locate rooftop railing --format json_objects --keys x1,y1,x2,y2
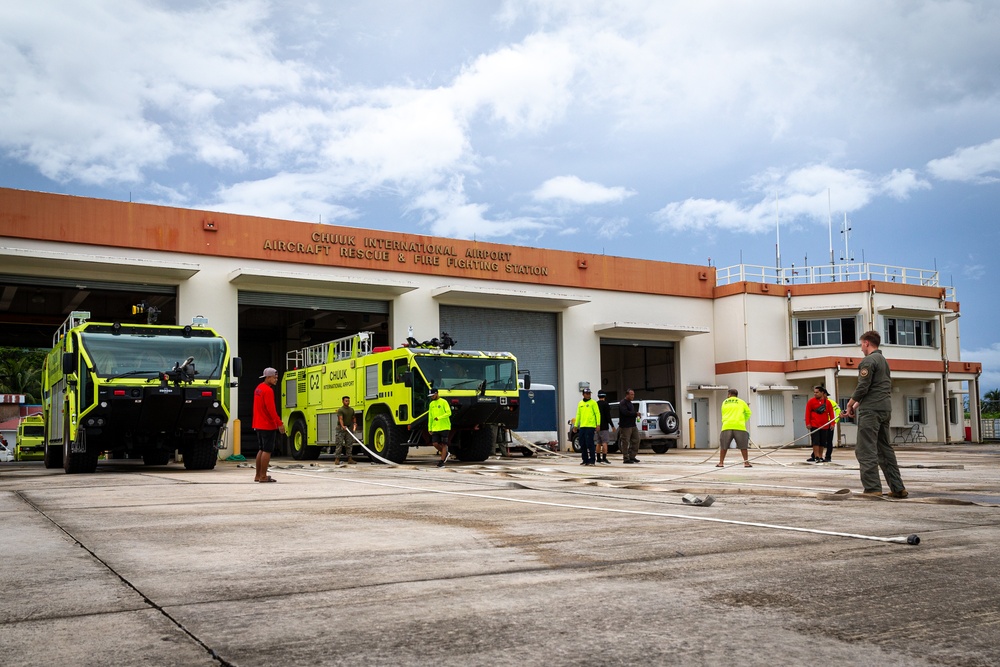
[{"x1": 716, "y1": 263, "x2": 956, "y2": 301}]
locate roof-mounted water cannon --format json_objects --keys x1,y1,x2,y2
[
  {"x1": 160, "y1": 356, "x2": 197, "y2": 387},
  {"x1": 403, "y1": 332, "x2": 458, "y2": 350}
]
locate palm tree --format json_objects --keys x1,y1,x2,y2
[
  {"x1": 985, "y1": 389, "x2": 1000, "y2": 415},
  {"x1": 0, "y1": 349, "x2": 45, "y2": 403}
]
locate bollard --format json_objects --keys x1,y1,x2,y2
[
  {"x1": 689, "y1": 417, "x2": 696, "y2": 448},
  {"x1": 233, "y1": 418, "x2": 241, "y2": 457}
]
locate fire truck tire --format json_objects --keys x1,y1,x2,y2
[
  {"x1": 456, "y1": 425, "x2": 495, "y2": 462},
  {"x1": 651, "y1": 443, "x2": 669, "y2": 454},
  {"x1": 289, "y1": 419, "x2": 320, "y2": 460},
  {"x1": 63, "y1": 442, "x2": 98, "y2": 474},
  {"x1": 369, "y1": 414, "x2": 408, "y2": 464},
  {"x1": 44, "y1": 443, "x2": 63, "y2": 468},
  {"x1": 183, "y1": 440, "x2": 218, "y2": 470},
  {"x1": 143, "y1": 450, "x2": 172, "y2": 465}
]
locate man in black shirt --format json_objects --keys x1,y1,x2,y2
[{"x1": 618, "y1": 389, "x2": 641, "y2": 463}]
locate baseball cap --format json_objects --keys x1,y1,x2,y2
[
  {"x1": 259, "y1": 367, "x2": 278, "y2": 379},
  {"x1": 597, "y1": 391, "x2": 607, "y2": 398},
  {"x1": 428, "y1": 388, "x2": 439, "y2": 397},
  {"x1": 582, "y1": 387, "x2": 591, "y2": 393}
]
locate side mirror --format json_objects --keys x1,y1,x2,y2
[
  {"x1": 62, "y1": 352, "x2": 77, "y2": 375},
  {"x1": 231, "y1": 357, "x2": 243, "y2": 378},
  {"x1": 522, "y1": 373, "x2": 531, "y2": 391}
]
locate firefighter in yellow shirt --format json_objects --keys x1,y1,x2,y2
[
  {"x1": 717, "y1": 389, "x2": 752, "y2": 468},
  {"x1": 428, "y1": 388, "x2": 452, "y2": 468}
]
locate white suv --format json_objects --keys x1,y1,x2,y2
[{"x1": 610, "y1": 400, "x2": 680, "y2": 453}]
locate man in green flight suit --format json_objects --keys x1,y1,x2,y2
[
  {"x1": 845, "y1": 330, "x2": 907, "y2": 498},
  {"x1": 428, "y1": 387, "x2": 452, "y2": 468}
]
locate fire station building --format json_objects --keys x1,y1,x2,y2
[{"x1": 0, "y1": 187, "x2": 985, "y2": 450}]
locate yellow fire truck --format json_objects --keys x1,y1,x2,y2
[
  {"x1": 15, "y1": 414, "x2": 45, "y2": 461},
  {"x1": 42, "y1": 311, "x2": 242, "y2": 474},
  {"x1": 282, "y1": 332, "x2": 526, "y2": 463}
]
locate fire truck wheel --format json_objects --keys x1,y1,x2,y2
[
  {"x1": 182, "y1": 440, "x2": 218, "y2": 470},
  {"x1": 370, "y1": 414, "x2": 408, "y2": 464},
  {"x1": 289, "y1": 419, "x2": 320, "y2": 460},
  {"x1": 651, "y1": 443, "x2": 669, "y2": 454},
  {"x1": 455, "y1": 425, "x2": 495, "y2": 462},
  {"x1": 62, "y1": 418, "x2": 98, "y2": 474},
  {"x1": 44, "y1": 443, "x2": 63, "y2": 468},
  {"x1": 63, "y1": 444, "x2": 98, "y2": 474}
]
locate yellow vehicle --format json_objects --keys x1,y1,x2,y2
[
  {"x1": 282, "y1": 332, "x2": 526, "y2": 463},
  {"x1": 42, "y1": 311, "x2": 242, "y2": 474},
  {"x1": 15, "y1": 414, "x2": 45, "y2": 461}
]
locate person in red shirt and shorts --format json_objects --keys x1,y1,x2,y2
[{"x1": 253, "y1": 367, "x2": 285, "y2": 482}]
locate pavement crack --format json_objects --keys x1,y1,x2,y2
[{"x1": 15, "y1": 490, "x2": 237, "y2": 667}]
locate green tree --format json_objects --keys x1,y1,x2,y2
[
  {"x1": 984, "y1": 388, "x2": 1000, "y2": 418},
  {"x1": 0, "y1": 347, "x2": 47, "y2": 403}
]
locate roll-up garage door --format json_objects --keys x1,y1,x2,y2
[
  {"x1": 439, "y1": 305, "x2": 557, "y2": 385},
  {"x1": 237, "y1": 291, "x2": 388, "y2": 313},
  {"x1": 0, "y1": 273, "x2": 177, "y2": 293}
]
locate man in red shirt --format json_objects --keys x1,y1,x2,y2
[
  {"x1": 253, "y1": 367, "x2": 285, "y2": 482},
  {"x1": 805, "y1": 385, "x2": 839, "y2": 463}
]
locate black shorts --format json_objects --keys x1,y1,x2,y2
[
  {"x1": 430, "y1": 430, "x2": 450, "y2": 445},
  {"x1": 257, "y1": 429, "x2": 279, "y2": 454}
]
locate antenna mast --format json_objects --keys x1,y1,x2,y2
[{"x1": 775, "y1": 191, "x2": 781, "y2": 275}]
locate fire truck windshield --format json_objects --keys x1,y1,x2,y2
[
  {"x1": 413, "y1": 354, "x2": 517, "y2": 391},
  {"x1": 80, "y1": 333, "x2": 227, "y2": 380}
]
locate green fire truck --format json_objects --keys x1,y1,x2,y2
[
  {"x1": 282, "y1": 332, "x2": 526, "y2": 464},
  {"x1": 41, "y1": 311, "x2": 242, "y2": 474},
  {"x1": 15, "y1": 414, "x2": 45, "y2": 461}
]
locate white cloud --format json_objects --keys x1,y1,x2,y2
[
  {"x1": 0, "y1": 0, "x2": 305, "y2": 184},
  {"x1": 532, "y1": 175, "x2": 635, "y2": 205},
  {"x1": 652, "y1": 164, "x2": 915, "y2": 234},
  {"x1": 211, "y1": 172, "x2": 357, "y2": 224},
  {"x1": 452, "y1": 31, "x2": 578, "y2": 134},
  {"x1": 880, "y1": 169, "x2": 931, "y2": 200},
  {"x1": 410, "y1": 176, "x2": 552, "y2": 239},
  {"x1": 927, "y1": 138, "x2": 1000, "y2": 184}
]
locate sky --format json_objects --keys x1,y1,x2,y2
[{"x1": 2, "y1": 0, "x2": 999, "y2": 391}]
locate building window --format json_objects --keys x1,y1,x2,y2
[
  {"x1": 796, "y1": 317, "x2": 857, "y2": 347},
  {"x1": 949, "y1": 396, "x2": 960, "y2": 425},
  {"x1": 906, "y1": 396, "x2": 926, "y2": 424},
  {"x1": 883, "y1": 317, "x2": 935, "y2": 347},
  {"x1": 756, "y1": 393, "x2": 784, "y2": 426}
]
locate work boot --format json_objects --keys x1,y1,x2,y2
[
  {"x1": 861, "y1": 490, "x2": 883, "y2": 497},
  {"x1": 347, "y1": 458, "x2": 356, "y2": 464},
  {"x1": 888, "y1": 489, "x2": 909, "y2": 499},
  {"x1": 333, "y1": 458, "x2": 340, "y2": 465}
]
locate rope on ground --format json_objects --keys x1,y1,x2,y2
[
  {"x1": 272, "y1": 467, "x2": 920, "y2": 546},
  {"x1": 649, "y1": 417, "x2": 843, "y2": 485}
]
